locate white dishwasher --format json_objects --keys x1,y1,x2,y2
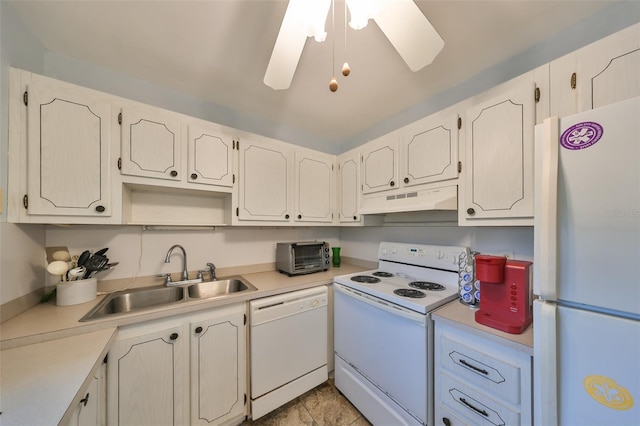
[{"x1": 250, "y1": 286, "x2": 328, "y2": 420}]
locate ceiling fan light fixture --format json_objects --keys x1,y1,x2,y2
[
  {"x1": 264, "y1": 0, "x2": 332, "y2": 90},
  {"x1": 299, "y1": 0, "x2": 332, "y2": 42},
  {"x1": 346, "y1": 0, "x2": 381, "y2": 30}
]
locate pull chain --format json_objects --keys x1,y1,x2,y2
[
  {"x1": 342, "y1": 0, "x2": 351, "y2": 77},
  {"x1": 329, "y1": 0, "x2": 339, "y2": 92}
]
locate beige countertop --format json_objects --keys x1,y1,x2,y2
[
  {"x1": 1, "y1": 327, "x2": 117, "y2": 426},
  {"x1": 432, "y1": 300, "x2": 534, "y2": 355},
  {"x1": 0, "y1": 264, "x2": 367, "y2": 350},
  {"x1": 0, "y1": 264, "x2": 367, "y2": 426}
]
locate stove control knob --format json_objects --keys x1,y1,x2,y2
[{"x1": 382, "y1": 249, "x2": 388, "y2": 255}]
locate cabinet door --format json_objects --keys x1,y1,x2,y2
[
  {"x1": 66, "y1": 367, "x2": 102, "y2": 426},
  {"x1": 462, "y1": 77, "x2": 535, "y2": 221},
  {"x1": 120, "y1": 107, "x2": 182, "y2": 181},
  {"x1": 361, "y1": 134, "x2": 399, "y2": 194},
  {"x1": 550, "y1": 23, "x2": 640, "y2": 117},
  {"x1": 107, "y1": 323, "x2": 188, "y2": 425},
  {"x1": 400, "y1": 109, "x2": 458, "y2": 187},
  {"x1": 26, "y1": 75, "x2": 111, "y2": 217},
  {"x1": 294, "y1": 151, "x2": 334, "y2": 223},
  {"x1": 190, "y1": 306, "x2": 246, "y2": 425},
  {"x1": 187, "y1": 123, "x2": 234, "y2": 188},
  {"x1": 237, "y1": 137, "x2": 291, "y2": 221},
  {"x1": 337, "y1": 150, "x2": 361, "y2": 222}
]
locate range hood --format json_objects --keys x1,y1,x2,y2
[{"x1": 358, "y1": 184, "x2": 457, "y2": 215}]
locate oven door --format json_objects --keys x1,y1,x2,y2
[{"x1": 334, "y1": 283, "x2": 429, "y2": 425}]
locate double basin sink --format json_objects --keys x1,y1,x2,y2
[{"x1": 80, "y1": 278, "x2": 256, "y2": 322}]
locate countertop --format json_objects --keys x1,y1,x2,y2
[
  {"x1": 432, "y1": 300, "x2": 534, "y2": 355},
  {"x1": 0, "y1": 264, "x2": 366, "y2": 425},
  {"x1": 1, "y1": 328, "x2": 117, "y2": 426}
]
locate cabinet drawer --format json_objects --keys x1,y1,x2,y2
[
  {"x1": 435, "y1": 404, "x2": 472, "y2": 426},
  {"x1": 441, "y1": 372, "x2": 520, "y2": 426},
  {"x1": 440, "y1": 333, "x2": 521, "y2": 405}
]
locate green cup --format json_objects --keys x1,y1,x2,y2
[{"x1": 332, "y1": 247, "x2": 341, "y2": 267}]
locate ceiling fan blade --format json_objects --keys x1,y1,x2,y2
[
  {"x1": 264, "y1": 1, "x2": 309, "y2": 90},
  {"x1": 373, "y1": 0, "x2": 444, "y2": 72}
]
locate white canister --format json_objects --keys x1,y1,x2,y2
[{"x1": 56, "y1": 278, "x2": 97, "y2": 306}]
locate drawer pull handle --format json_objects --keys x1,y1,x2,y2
[
  {"x1": 460, "y1": 397, "x2": 488, "y2": 417},
  {"x1": 460, "y1": 358, "x2": 489, "y2": 375}
]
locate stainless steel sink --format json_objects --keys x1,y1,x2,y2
[
  {"x1": 80, "y1": 277, "x2": 257, "y2": 321},
  {"x1": 188, "y1": 278, "x2": 256, "y2": 299},
  {"x1": 80, "y1": 285, "x2": 185, "y2": 321}
]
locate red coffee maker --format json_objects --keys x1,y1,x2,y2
[{"x1": 474, "y1": 255, "x2": 533, "y2": 334}]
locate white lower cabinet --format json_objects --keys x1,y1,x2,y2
[
  {"x1": 107, "y1": 304, "x2": 247, "y2": 426},
  {"x1": 67, "y1": 362, "x2": 107, "y2": 426},
  {"x1": 434, "y1": 322, "x2": 532, "y2": 426}
]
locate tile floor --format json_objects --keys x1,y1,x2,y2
[{"x1": 243, "y1": 379, "x2": 372, "y2": 426}]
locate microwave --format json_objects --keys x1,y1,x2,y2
[{"x1": 276, "y1": 241, "x2": 330, "y2": 276}]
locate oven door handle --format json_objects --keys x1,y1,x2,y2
[{"x1": 334, "y1": 284, "x2": 426, "y2": 326}]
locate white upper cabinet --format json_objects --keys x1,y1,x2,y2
[
  {"x1": 236, "y1": 135, "x2": 292, "y2": 222},
  {"x1": 120, "y1": 106, "x2": 182, "y2": 181},
  {"x1": 459, "y1": 71, "x2": 537, "y2": 226},
  {"x1": 399, "y1": 108, "x2": 459, "y2": 187},
  {"x1": 294, "y1": 150, "x2": 334, "y2": 223},
  {"x1": 360, "y1": 133, "x2": 400, "y2": 195},
  {"x1": 550, "y1": 23, "x2": 640, "y2": 117},
  {"x1": 337, "y1": 149, "x2": 361, "y2": 223},
  {"x1": 187, "y1": 123, "x2": 234, "y2": 188},
  {"x1": 11, "y1": 71, "x2": 113, "y2": 221}
]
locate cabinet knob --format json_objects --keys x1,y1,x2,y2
[
  {"x1": 404, "y1": 177, "x2": 409, "y2": 184},
  {"x1": 442, "y1": 418, "x2": 451, "y2": 426},
  {"x1": 285, "y1": 214, "x2": 290, "y2": 219},
  {"x1": 195, "y1": 326, "x2": 203, "y2": 334},
  {"x1": 390, "y1": 180, "x2": 395, "y2": 187},
  {"x1": 170, "y1": 170, "x2": 178, "y2": 177},
  {"x1": 191, "y1": 173, "x2": 198, "y2": 180},
  {"x1": 95, "y1": 205, "x2": 105, "y2": 213},
  {"x1": 467, "y1": 208, "x2": 475, "y2": 215},
  {"x1": 169, "y1": 332, "x2": 179, "y2": 341},
  {"x1": 353, "y1": 215, "x2": 357, "y2": 221},
  {"x1": 297, "y1": 214, "x2": 302, "y2": 219}
]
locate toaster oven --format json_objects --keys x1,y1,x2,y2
[{"x1": 276, "y1": 242, "x2": 330, "y2": 276}]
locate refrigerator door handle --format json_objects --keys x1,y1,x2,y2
[
  {"x1": 534, "y1": 117, "x2": 559, "y2": 299},
  {"x1": 533, "y1": 300, "x2": 559, "y2": 426}
]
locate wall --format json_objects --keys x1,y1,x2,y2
[
  {"x1": 341, "y1": 2, "x2": 640, "y2": 152},
  {"x1": 340, "y1": 226, "x2": 534, "y2": 263},
  {"x1": 44, "y1": 225, "x2": 340, "y2": 283},
  {"x1": 0, "y1": 2, "x2": 47, "y2": 307},
  {"x1": 1, "y1": 2, "x2": 637, "y2": 308}
]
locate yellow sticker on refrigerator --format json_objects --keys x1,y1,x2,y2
[{"x1": 584, "y1": 375, "x2": 634, "y2": 410}]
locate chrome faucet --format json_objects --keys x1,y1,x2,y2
[
  {"x1": 164, "y1": 245, "x2": 188, "y2": 281},
  {"x1": 207, "y1": 262, "x2": 217, "y2": 281}
]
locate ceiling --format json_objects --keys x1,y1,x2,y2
[{"x1": 8, "y1": 0, "x2": 616, "y2": 148}]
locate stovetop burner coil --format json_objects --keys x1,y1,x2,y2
[
  {"x1": 350, "y1": 275, "x2": 381, "y2": 284},
  {"x1": 393, "y1": 288, "x2": 426, "y2": 298},
  {"x1": 409, "y1": 281, "x2": 446, "y2": 291},
  {"x1": 372, "y1": 271, "x2": 394, "y2": 278}
]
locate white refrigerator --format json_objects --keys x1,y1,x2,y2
[{"x1": 533, "y1": 96, "x2": 640, "y2": 425}]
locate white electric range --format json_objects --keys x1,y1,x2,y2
[{"x1": 333, "y1": 242, "x2": 471, "y2": 426}]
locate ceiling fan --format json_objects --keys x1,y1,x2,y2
[{"x1": 264, "y1": 0, "x2": 445, "y2": 90}]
